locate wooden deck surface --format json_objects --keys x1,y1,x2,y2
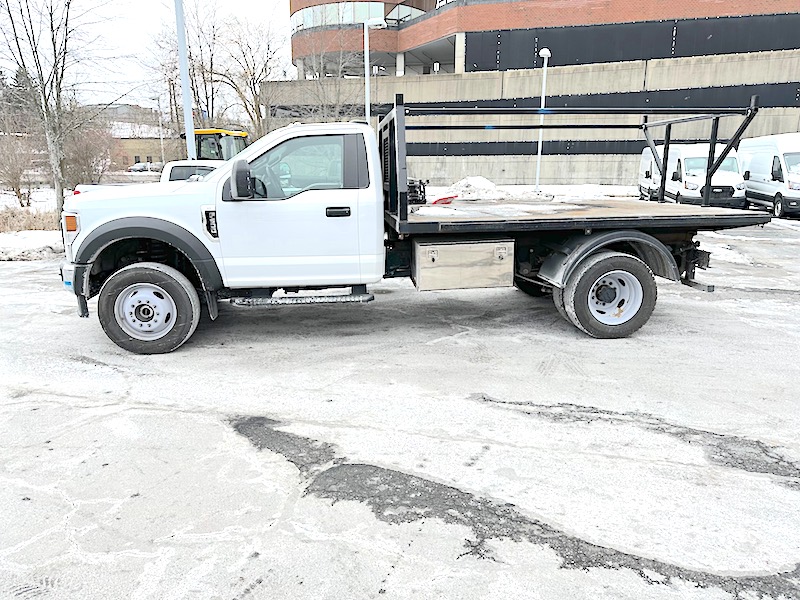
[{"x1": 407, "y1": 197, "x2": 758, "y2": 223}]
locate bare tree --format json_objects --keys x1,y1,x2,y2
[
  {"x1": 149, "y1": 1, "x2": 236, "y2": 134},
  {"x1": 293, "y1": 31, "x2": 363, "y2": 122},
  {"x1": 214, "y1": 16, "x2": 289, "y2": 138},
  {"x1": 0, "y1": 0, "x2": 89, "y2": 213},
  {"x1": 184, "y1": 0, "x2": 232, "y2": 127},
  {"x1": 0, "y1": 66, "x2": 43, "y2": 205},
  {"x1": 0, "y1": 131, "x2": 37, "y2": 205},
  {"x1": 63, "y1": 109, "x2": 113, "y2": 187}
]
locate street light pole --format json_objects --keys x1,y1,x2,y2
[
  {"x1": 174, "y1": 0, "x2": 196, "y2": 159},
  {"x1": 363, "y1": 18, "x2": 387, "y2": 126},
  {"x1": 534, "y1": 47, "x2": 551, "y2": 193},
  {"x1": 364, "y1": 21, "x2": 371, "y2": 123}
]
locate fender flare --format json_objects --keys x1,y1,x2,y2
[
  {"x1": 73, "y1": 217, "x2": 224, "y2": 294},
  {"x1": 537, "y1": 230, "x2": 680, "y2": 288}
]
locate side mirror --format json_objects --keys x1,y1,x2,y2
[
  {"x1": 743, "y1": 171, "x2": 750, "y2": 181},
  {"x1": 772, "y1": 170, "x2": 783, "y2": 182},
  {"x1": 644, "y1": 170, "x2": 651, "y2": 179},
  {"x1": 231, "y1": 159, "x2": 253, "y2": 200},
  {"x1": 671, "y1": 171, "x2": 680, "y2": 182}
]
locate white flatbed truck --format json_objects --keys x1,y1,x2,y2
[{"x1": 59, "y1": 96, "x2": 770, "y2": 353}]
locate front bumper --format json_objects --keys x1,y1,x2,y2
[
  {"x1": 784, "y1": 195, "x2": 800, "y2": 214},
  {"x1": 679, "y1": 195, "x2": 748, "y2": 209},
  {"x1": 60, "y1": 260, "x2": 90, "y2": 317}
]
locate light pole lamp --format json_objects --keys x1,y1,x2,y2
[
  {"x1": 364, "y1": 17, "x2": 388, "y2": 124},
  {"x1": 534, "y1": 47, "x2": 551, "y2": 193}
]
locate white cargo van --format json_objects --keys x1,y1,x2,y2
[
  {"x1": 638, "y1": 144, "x2": 747, "y2": 208},
  {"x1": 737, "y1": 133, "x2": 800, "y2": 218}
]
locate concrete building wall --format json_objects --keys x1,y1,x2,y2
[{"x1": 264, "y1": 50, "x2": 800, "y2": 186}]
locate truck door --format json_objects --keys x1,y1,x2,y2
[{"x1": 216, "y1": 133, "x2": 368, "y2": 288}]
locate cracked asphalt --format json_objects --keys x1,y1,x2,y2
[{"x1": 2, "y1": 219, "x2": 800, "y2": 599}]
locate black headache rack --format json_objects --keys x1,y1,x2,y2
[{"x1": 377, "y1": 94, "x2": 764, "y2": 235}]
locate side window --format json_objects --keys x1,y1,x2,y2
[
  {"x1": 772, "y1": 156, "x2": 783, "y2": 181},
  {"x1": 249, "y1": 135, "x2": 344, "y2": 199},
  {"x1": 199, "y1": 137, "x2": 221, "y2": 160}
]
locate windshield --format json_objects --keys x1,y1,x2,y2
[
  {"x1": 786, "y1": 153, "x2": 800, "y2": 176},
  {"x1": 683, "y1": 156, "x2": 739, "y2": 176}
]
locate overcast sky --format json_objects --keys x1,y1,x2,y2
[{"x1": 84, "y1": 0, "x2": 292, "y2": 107}]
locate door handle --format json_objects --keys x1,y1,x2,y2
[{"x1": 326, "y1": 207, "x2": 351, "y2": 217}]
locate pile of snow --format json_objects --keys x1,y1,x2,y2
[
  {"x1": 442, "y1": 176, "x2": 509, "y2": 201},
  {"x1": 0, "y1": 188, "x2": 58, "y2": 212},
  {"x1": 0, "y1": 230, "x2": 63, "y2": 261}
]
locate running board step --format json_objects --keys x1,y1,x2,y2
[
  {"x1": 681, "y1": 278, "x2": 715, "y2": 292},
  {"x1": 231, "y1": 293, "x2": 374, "y2": 307}
]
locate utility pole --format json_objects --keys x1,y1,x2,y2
[{"x1": 174, "y1": 0, "x2": 196, "y2": 159}]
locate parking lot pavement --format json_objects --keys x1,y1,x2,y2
[{"x1": 1, "y1": 220, "x2": 800, "y2": 599}]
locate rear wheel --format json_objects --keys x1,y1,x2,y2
[
  {"x1": 563, "y1": 251, "x2": 657, "y2": 339},
  {"x1": 98, "y1": 262, "x2": 200, "y2": 354},
  {"x1": 552, "y1": 286, "x2": 569, "y2": 321},
  {"x1": 774, "y1": 194, "x2": 785, "y2": 218}
]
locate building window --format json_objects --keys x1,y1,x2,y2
[
  {"x1": 291, "y1": 2, "x2": 423, "y2": 33},
  {"x1": 134, "y1": 155, "x2": 141, "y2": 163},
  {"x1": 146, "y1": 155, "x2": 153, "y2": 163}
]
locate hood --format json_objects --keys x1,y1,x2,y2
[
  {"x1": 684, "y1": 170, "x2": 743, "y2": 186},
  {"x1": 64, "y1": 180, "x2": 206, "y2": 211}
]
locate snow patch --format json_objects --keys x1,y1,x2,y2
[
  {"x1": 0, "y1": 230, "x2": 64, "y2": 261},
  {"x1": 699, "y1": 242, "x2": 753, "y2": 266},
  {"x1": 1, "y1": 188, "x2": 59, "y2": 212},
  {"x1": 443, "y1": 176, "x2": 508, "y2": 201}
]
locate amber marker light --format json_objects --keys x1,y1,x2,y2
[{"x1": 65, "y1": 215, "x2": 78, "y2": 232}]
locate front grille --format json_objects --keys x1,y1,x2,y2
[{"x1": 700, "y1": 186, "x2": 735, "y2": 199}]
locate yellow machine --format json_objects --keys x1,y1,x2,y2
[{"x1": 193, "y1": 129, "x2": 249, "y2": 160}]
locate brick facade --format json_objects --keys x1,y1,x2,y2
[{"x1": 291, "y1": 0, "x2": 799, "y2": 60}]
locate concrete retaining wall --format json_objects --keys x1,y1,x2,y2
[{"x1": 264, "y1": 50, "x2": 800, "y2": 186}]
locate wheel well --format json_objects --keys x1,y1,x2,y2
[
  {"x1": 606, "y1": 241, "x2": 676, "y2": 279},
  {"x1": 87, "y1": 238, "x2": 201, "y2": 299}
]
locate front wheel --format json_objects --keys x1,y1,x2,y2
[
  {"x1": 774, "y1": 194, "x2": 785, "y2": 218},
  {"x1": 98, "y1": 262, "x2": 201, "y2": 354},
  {"x1": 563, "y1": 251, "x2": 657, "y2": 339}
]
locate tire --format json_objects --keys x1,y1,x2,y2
[
  {"x1": 774, "y1": 194, "x2": 785, "y2": 218},
  {"x1": 98, "y1": 262, "x2": 201, "y2": 354},
  {"x1": 552, "y1": 286, "x2": 569, "y2": 322},
  {"x1": 563, "y1": 251, "x2": 657, "y2": 339},
  {"x1": 514, "y1": 277, "x2": 549, "y2": 297}
]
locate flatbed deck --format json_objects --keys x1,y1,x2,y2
[{"x1": 386, "y1": 197, "x2": 771, "y2": 235}]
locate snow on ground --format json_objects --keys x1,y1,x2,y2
[
  {"x1": 2, "y1": 221, "x2": 800, "y2": 599},
  {"x1": 0, "y1": 230, "x2": 64, "y2": 261},
  {"x1": 0, "y1": 188, "x2": 58, "y2": 213}
]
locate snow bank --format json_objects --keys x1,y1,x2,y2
[
  {"x1": 0, "y1": 188, "x2": 59, "y2": 212},
  {"x1": 442, "y1": 176, "x2": 509, "y2": 201},
  {"x1": 0, "y1": 230, "x2": 64, "y2": 261}
]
